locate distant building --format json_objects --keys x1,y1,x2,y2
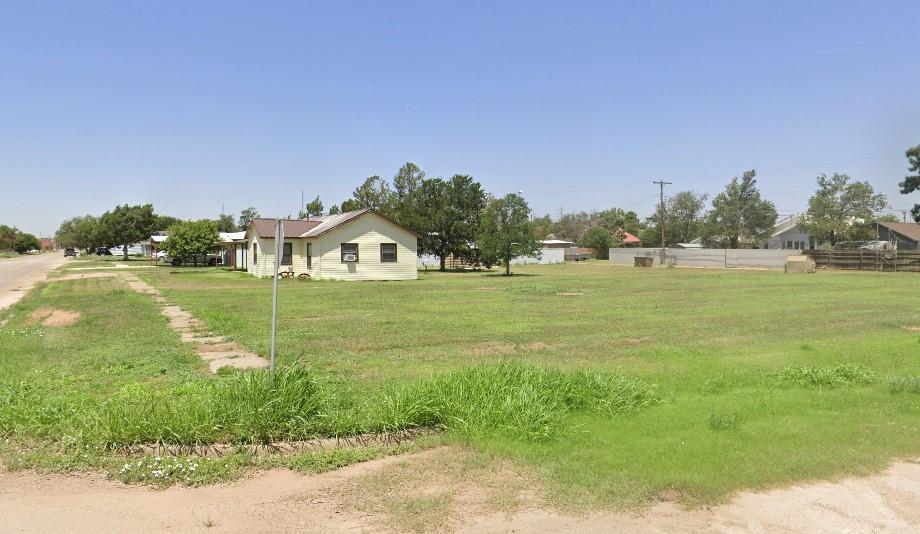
[
  {"x1": 39, "y1": 238, "x2": 54, "y2": 251},
  {"x1": 876, "y1": 221, "x2": 920, "y2": 250},
  {"x1": 761, "y1": 214, "x2": 816, "y2": 250}
]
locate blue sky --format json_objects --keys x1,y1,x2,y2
[{"x1": 2, "y1": 1, "x2": 918, "y2": 236}]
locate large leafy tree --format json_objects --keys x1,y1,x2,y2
[
  {"x1": 530, "y1": 215, "x2": 554, "y2": 240},
  {"x1": 705, "y1": 170, "x2": 777, "y2": 248},
  {"x1": 163, "y1": 220, "x2": 220, "y2": 261},
  {"x1": 55, "y1": 215, "x2": 102, "y2": 250},
  {"x1": 215, "y1": 213, "x2": 237, "y2": 232},
  {"x1": 581, "y1": 226, "x2": 613, "y2": 258},
  {"x1": 900, "y1": 145, "x2": 920, "y2": 222},
  {"x1": 477, "y1": 193, "x2": 542, "y2": 275},
  {"x1": 0, "y1": 225, "x2": 20, "y2": 251},
  {"x1": 351, "y1": 176, "x2": 395, "y2": 214},
  {"x1": 417, "y1": 174, "x2": 486, "y2": 271},
  {"x1": 99, "y1": 204, "x2": 157, "y2": 260},
  {"x1": 393, "y1": 162, "x2": 426, "y2": 228},
  {"x1": 237, "y1": 207, "x2": 259, "y2": 231},
  {"x1": 646, "y1": 191, "x2": 708, "y2": 246},
  {"x1": 801, "y1": 173, "x2": 887, "y2": 247},
  {"x1": 299, "y1": 196, "x2": 324, "y2": 219},
  {"x1": 13, "y1": 232, "x2": 40, "y2": 254}
]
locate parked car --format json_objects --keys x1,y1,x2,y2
[
  {"x1": 95, "y1": 247, "x2": 112, "y2": 256},
  {"x1": 64, "y1": 248, "x2": 77, "y2": 257}
]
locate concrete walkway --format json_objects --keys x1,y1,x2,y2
[{"x1": 119, "y1": 274, "x2": 268, "y2": 372}]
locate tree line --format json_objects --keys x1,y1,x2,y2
[{"x1": 0, "y1": 226, "x2": 41, "y2": 254}]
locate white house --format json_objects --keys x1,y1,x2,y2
[
  {"x1": 761, "y1": 214, "x2": 815, "y2": 250},
  {"x1": 245, "y1": 209, "x2": 419, "y2": 281}
]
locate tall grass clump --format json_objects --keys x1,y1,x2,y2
[
  {"x1": 378, "y1": 362, "x2": 658, "y2": 441},
  {"x1": 888, "y1": 376, "x2": 920, "y2": 394},
  {"x1": 770, "y1": 363, "x2": 875, "y2": 388},
  {"x1": 96, "y1": 368, "x2": 329, "y2": 446}
]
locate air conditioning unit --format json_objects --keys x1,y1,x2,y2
[{"x1": 343, "y1": 253, "x2": 357, "y2": 262}]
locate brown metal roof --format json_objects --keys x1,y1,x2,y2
[
  {"x1": 879, "y1": 222, "x2": 920, "y2": 242},
  {"x1": 248, "y1": 218, "x2": 321, "y2": 238}
]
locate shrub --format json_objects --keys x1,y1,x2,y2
[
  {"x1": 770, "y1": 363, "x2": 875, "y2": 388},
  {"x1": 378, "y1": 362, "x2": 658, "y2": 441},
  {"x1": 707, "y1": 412, "x2": 740, "y2": 431},
  {"x1": 888, "y1": 376, "x2": 920, "y2": 394}
]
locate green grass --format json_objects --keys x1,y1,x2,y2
[{"x1": 2, "y1": 263, "x2": 920, "y2": 507}]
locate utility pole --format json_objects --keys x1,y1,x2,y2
[{"x1": 653, "y1": 180, "x2": 671, "y2": 265}]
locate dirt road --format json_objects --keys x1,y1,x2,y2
[
  {"x1": 1, "y1": 455, "x2": 918, "y2": 533},
  {"x1": 0, "y1": 253, "x2": 69, "y2": 311}
]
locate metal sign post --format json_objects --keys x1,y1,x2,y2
[{"x1": 269, "y1": 219, "x2": 283, "y2": 385}]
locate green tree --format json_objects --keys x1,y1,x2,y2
[
  {"x1": 98, "y1": 204, "x2": 157, "y2": 260},
  {"x1": 163, "y1": 220, "x2": 219, "y2": 262},
  {"x1": 339, "y1": 198, "x2": 361, "y2": 212},
  {"x1": 328, "y1": 204, "x2": 342, "y2": 215},
  {"x1": 900, "y1": 145, "x2": 920, "y2": 222},
  {"x1": 216, "y1": 213, "x2": 237, "y2": 232},
  {"x1": 647, "y1": 191, "x2": 709, "y2": 245},
  {"x1": 55, "y1": 215, "x2": 101, "y2": 250},
  {"x1": 530, "y1": 215, "x2": 554, "y2": 240},
  {"x1": 351, "y1": 176, "x2": 395, "y2": 214},
  {"x1": 801, "y1": 173, "x2": 888, "y2": 247},
  {"x1": 154, "y1": 215, "x2": 181, "y2": 232},
  {"x1": 237, "y1": 207, "x2": 260, "y2": 231},
  {"x1": 13, "y1": 232, "x2": 40, "y2": 254},
  {"x1": 393, "y1": 162, "x2": 426, "y2": 227},
  {"x1": 417, "y1": 175, "x2": 486, "y2": 271},
  {"x1": 705, "y1": 170, "x2": 777, "y2": 248},
  {"x1": 477, "y1": 193, "x2": 542, "y2": 275},
  {"x1": 581, "y1": 226, "x2": 613, "y2": 258},
  {"x1": 0, "y1": 225, "x2": 18, "y2": 250},
  {"x1": 299, "y1": 196, "x2": 324, "y2": 219}
]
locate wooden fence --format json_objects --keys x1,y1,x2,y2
[{"x1": 803, "y1": 250, "x2": 920, "y2": 272}]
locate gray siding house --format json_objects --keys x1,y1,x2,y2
[{"x1": 761, "y1": 214, "x2": 815, "y2": 250}]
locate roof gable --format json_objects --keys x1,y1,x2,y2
[{"x1": 299, "y1": 209, "x2": 420, "y2": 238}]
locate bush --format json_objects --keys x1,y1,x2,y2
[
  {"x1": 770, "y1": 363, "x2": 875, "y2": 388},
  {"x1": 888, "y1": 376, "x2": 920, "y2": 394},
  {"x1": 0, "y1": 363, "x2": 658, "y2": 447},
  {"x1": 379, "y1": 362, "x2": 658, "y2": 441}
]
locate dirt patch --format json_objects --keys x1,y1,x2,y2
[
  {"x1": 1, "y1": 453, "x2": 919, "y2": 533},
  {"x1": 524, "y1": 342, "x2": 547, "y2": 351},
  {"x1": 471, "y1": 341, "x2": 516, "y2": 356},
  {"x1": 54, "y1": 272, "x2": 120, "y2": 281},
  {"x1": 28, "y1": 308, "x2": 81, "y2": 327},
  {"x1": 333, "y1": 447, "x2": 542, "y2": 532},
  {"x1": 906, "y1": 326, "x2": 920, "y2": 333}
]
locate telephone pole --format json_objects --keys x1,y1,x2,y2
[{"x1": 653, "y1": 180, "x2": 671, "y2": 264}]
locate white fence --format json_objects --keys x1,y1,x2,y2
[
  {"x1": 609, "y1": 248, "x2": 794, "y2": 270},
  {"x1": 510, "y1": 247, "x2": 565, "y2": 266},
  {"x1": 417, "y1": 248, "x2": 566, "y2": 268}
]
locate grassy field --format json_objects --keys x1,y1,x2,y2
[{"x1": 2, "y1": 260, "x2": 920, "y2": 508}]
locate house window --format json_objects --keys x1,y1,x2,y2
[
  {"x1": 341, "y1": 243, "x2": 358, "y2": 262},
  {"x1": 381, "y1": 243, "x2": 397, "y2": 262},
  {"x1": 281, "y1": 242, "x2": 293, "y2": 266},
  {"x1": 253, "y1": 243, "x2": 258, "y2": 265},
  {"x1": 306, "y1": 243, "x2": 312, "y2": 268}
]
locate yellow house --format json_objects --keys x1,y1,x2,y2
[{"x1": 245, "y1": 209, "x2": 419, "y2": 281}]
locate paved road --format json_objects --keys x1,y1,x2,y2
[{"x1": 0, "y1": 253, "x2": 70, "y2": 310}]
